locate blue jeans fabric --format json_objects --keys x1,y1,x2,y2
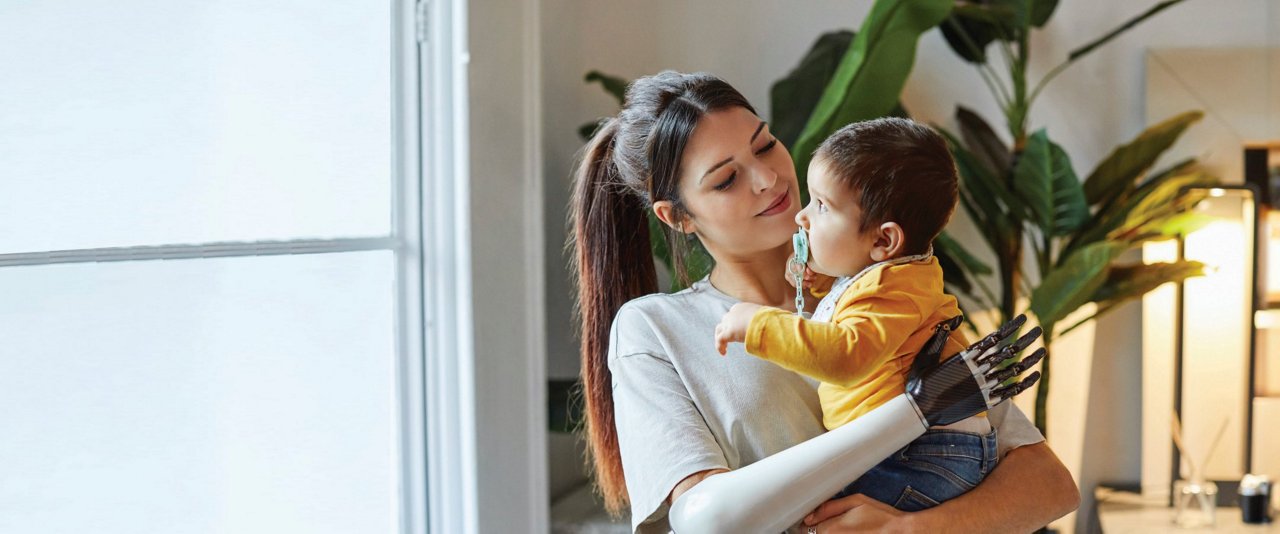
[{"x1": 834, "y1": 429, "x2": 998, "y2": 512}]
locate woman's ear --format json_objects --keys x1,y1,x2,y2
[
  {"x1": 653, "y1": 200, "x2": 696, "y2": 234},
  {"x1": 869, "y1": 222, "x2": 906, "y2": 262}
]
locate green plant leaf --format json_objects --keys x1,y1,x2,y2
[
  {"x1": 1014, "y1": 129, "x2": 1089, "y2": 236},
  {"x1": 1067, "y1": 0, "x2": 1187, "y2": 63},
  {"x1": 936, "y1": 231, "x2": 993, "y2": 276},
  {"x1": 1030, "y1": 241, "x2": 1124, "y2": 330},
  {"x1": 935, "y1": 231, "x2": 996, "y2": 310},
  {"x1": 939, "y1": 0, "x2": 1056, "y2": 63},
  {"x1": 771, "y1": 31, "x2": 855, "y2": 148},
  {"x1": 939, "y1": 3, "x2": 1015, "y2": 63},
  {"x1": 939, "y1": 127, "x2": 1025, "y2": 225},
  {"x1": 579, "y1": 71, "x2": 631, "y2": 141},
  {"x1": 1029, "y1": 0, "x2": 1059, "y2": 27},
  {"x1": 585, "y1": 70, "x2": 629, "y2": 105},
  {"x1": 579, "y1": 119, "x2": 605, "y2": 141},
  {"x1": 936, "y1": 247, "x2": 976, "y2": 298},
  {"x1": 1092, "y1": 261, "x2": 1205, "y2": 304},
  {"x1": 1065, "y1": 168, "x2": 1210, "y2": 257},
  {"x1": 1058, "y1": 260, "x2": 1205, "y2": 335},
  {"x1": 956, "y1": 106, "x2": 1011, "y2": 177},
  {"x1": 1082, "y1": 112, "x2": 1203, "y2": 206},
  {"x1": 1104, "y1": 176, "x2": 1215, "y2": 245},
  {"x1": 791, "y1": 0, "x2": 954, "y2": 181},
  {"x1": 1119, "y1": 172, "x2": 1215, "y2": 232},
  {"x1": 1115, "y1": 207, "x2": 1216, "y2": 246}
]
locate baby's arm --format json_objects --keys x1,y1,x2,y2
[{"x1": 742, "y1": 291, "x2": 921, "y2": 386}]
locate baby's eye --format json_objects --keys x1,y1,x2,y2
[{"x1": 817, "y1": 199, "x2": 828, "y2": 214}]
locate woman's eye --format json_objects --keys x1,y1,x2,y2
[
  {"x1": 755, "y1": 138, "x2": 777, "y2": 155},
  {"x1": 714, "y1": 172, "x2": 736, "y2": 191}
]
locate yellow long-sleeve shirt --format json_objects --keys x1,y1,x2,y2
[{"x1": 744, "y1": 257, "x2": 970, "y2": 430}]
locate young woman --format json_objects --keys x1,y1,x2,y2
[{"x1": 571, "y1": 71, "x2": 1079, "y2": 533}]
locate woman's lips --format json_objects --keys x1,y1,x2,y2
[{"x1": 757, "y1": 191, "x2": 791, "y2": 216}]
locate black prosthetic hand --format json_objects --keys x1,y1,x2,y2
[{"x1": 905, "y1": 314, "x2": 1045, "y2": 427}]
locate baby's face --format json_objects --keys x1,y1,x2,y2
[{"x1": 794, "y1": 159, "x2": 877, "y2": 277}]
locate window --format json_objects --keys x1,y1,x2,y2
[{"x1": 0, "y1": 2, "x2": 424, "y2": 533}]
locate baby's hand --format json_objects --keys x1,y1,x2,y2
[
  {"x1": 784, "y1": 253, "x2": 835, "y2": 297},
  {"x1": 714, "y1": 302, "x2": 761, "y2": 355}
]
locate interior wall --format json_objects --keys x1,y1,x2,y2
[
  {"x1": 540, "y1": 1, "x2": 1280, "y2": 530},
  {"x1": 468, "y1": 0, "x2": 548, "y2": 530}
]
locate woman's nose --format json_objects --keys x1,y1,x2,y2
[{"x1": 751, "y1": 162, "x2": 778, "y2": 194}]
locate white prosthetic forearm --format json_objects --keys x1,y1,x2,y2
[
  {"x1": 668, "y1": 395, "x2": 927, "y2": 533},
  {"x1": 669, "y1": 315, "x2": 1045, "y2": 534}
]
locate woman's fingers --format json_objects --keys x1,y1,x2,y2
[{"x1": 803, "y1": 493, "x2": 876, "y2": 526}]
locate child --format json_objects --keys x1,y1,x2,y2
[{"x1": 713, "y1": 117, "x2": 996, "y2": 511}]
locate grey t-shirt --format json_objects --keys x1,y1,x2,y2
[{"x1": 608, "y1": 278, "x2": 1045, "y2": 533}]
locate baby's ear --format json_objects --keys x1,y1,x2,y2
[{"x1": 870, "y1": 222, "x2": 906, "y2": 261}]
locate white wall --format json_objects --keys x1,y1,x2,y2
[
  {"x1": 540, "y1": 1, "x2": 1280, "y2": 531},
  {"x1": 468, "y1": 0, "x2": 548, "y2": 531}
]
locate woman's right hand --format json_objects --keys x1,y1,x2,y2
[{"x1": 803, "y1": 493, "x2": 914, "y2": 534}]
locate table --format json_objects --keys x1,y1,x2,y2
[{"x1": 1097, "y1": 487, "x2": 1278, "y2": 533}]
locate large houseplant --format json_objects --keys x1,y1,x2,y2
[{"x1": 924, "y1": 0, "x2": 1215, "y2": 435}]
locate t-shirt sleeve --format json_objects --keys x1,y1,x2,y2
[
  {"x1": 988, "y1": 402, "x2": 1045, "y2": 459},
  {"x1": 609, "y1": 309, "x2": 729, "y2": 533}
]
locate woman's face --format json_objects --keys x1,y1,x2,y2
[{"x1": 669, "y1": 107, "x2": 800, "y2": 260}]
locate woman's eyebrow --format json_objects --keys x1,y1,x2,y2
[{"x1": 699, "y1": 121, "x2": 769, "y2": 184}]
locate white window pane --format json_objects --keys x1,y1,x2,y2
[
  {"x1": 0, "y1": 251, "x2": 397, "y2": 534},
  {"x1": 0, "y1": 1, "x2": 392, "y2": 253}
]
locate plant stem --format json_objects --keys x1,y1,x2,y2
[
  {"x1": 973, "y1": 271, "x2": 1001, "y2": 312},
  {"x1": 1034, "y1": 328, "x2": 1053, "y2": 438},
  {"x1": 944, "y1": 17, "x2": 1013, "y2": 109},
  {"x1": 999, "y1": 235, "x2": 1023, "y2": 326}
]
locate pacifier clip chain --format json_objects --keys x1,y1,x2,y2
[{"x1": 788, "y1": 228, "x2": 811, "y2": 319}]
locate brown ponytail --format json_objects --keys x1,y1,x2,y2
[
  {"x1": 570, "y1": 118, "x2": 657, "y2": 515},
  {"x1": 568, "y1": 71, "x2": 754, "y2": 516}
]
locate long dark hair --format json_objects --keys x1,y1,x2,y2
[{"x1": 569, "y1": 71, "x2": 754, "y2": 515}]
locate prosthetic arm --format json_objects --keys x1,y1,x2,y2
[{"x1": 668, "y1": 314, "x2": 1046, "y2": 533}]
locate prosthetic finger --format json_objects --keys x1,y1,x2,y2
[
  {"x1": 910, "y1": 315, "x2": 965, "y2": 377},
  {"x1": 991, "y1": 370, "x2": 1042, "y2": 401},
  {"x1": 975, "y1": 345, "x2": 1015, "y2": 369},
  {"x1": 974, "y1": 326, "x2": 1043, "y2": 369},
  {"x1": 986, "y1": 347, "x2": 1047, "y2": 384},
  {"x1": 968, "y1": 314, "x2": 1028, "y2": 357},
  {"x1": 1009, "y1": 325, "x2": 1042, "y2": 352}
]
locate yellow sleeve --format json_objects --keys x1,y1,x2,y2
[{"x1": 743, "y1": 289, "x2": 926, "y2": 387}]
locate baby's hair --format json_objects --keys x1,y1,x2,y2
[{"x1": 814, "y1": 117, "x2": 959, "y2": 255}]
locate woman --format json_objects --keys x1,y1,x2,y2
[{"x1": 571, "y1": 71, "x2": 1079, "y2": 533}]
